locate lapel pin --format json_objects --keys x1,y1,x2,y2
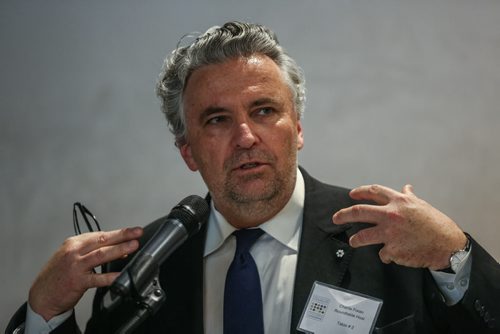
[{"x1": 336, "y1": 249, "x2": 345, "y2": 258}]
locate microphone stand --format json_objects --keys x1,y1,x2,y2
[
  {"x1": 115, "y1": 271, "x2": 165, "y2": 334},
  {"x1": 102, "y1": 269, "x2": 165, "y2": 334}
]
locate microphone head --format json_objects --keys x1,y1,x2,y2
[{"x1": 170, "y1": 195, "x2": 209, "y2": 236}]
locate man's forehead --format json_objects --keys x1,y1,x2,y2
[
  {"x1": 185, "y1": 55, "x2": 282, "y2": 87},
  {"x1": 182, "y1": 55, "x2": 290, "y2": 107}
]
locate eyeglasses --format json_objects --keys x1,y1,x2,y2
[
  {"x1": 73, "y1": 202, "x2": 105, "y2": 274},
  {"x1": 73, "y1": 202, "x2": 101, "y2": 235}
]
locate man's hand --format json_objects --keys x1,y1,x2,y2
[
  {"x1": 28, "y1": 227, "x2": 143, "y2": 321},
  {"x1": 332, "y1": 184, "x2": 467, "y2": 270}
]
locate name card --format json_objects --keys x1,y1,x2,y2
[{"x1": 298, "y1": 281, "x2": 383, "y2": 334}]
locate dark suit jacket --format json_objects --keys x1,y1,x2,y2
[{"x1": 6, "y1": 168, "x2": 499, "y2": 333}]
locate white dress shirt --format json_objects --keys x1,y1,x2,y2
[{"x1": 203, "y1": 169, "x2": 305, "y2": 334}]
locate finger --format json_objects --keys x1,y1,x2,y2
[
  {"x1": 79, "y1": 227, "x2": 143, "y2": 254},
  {"x1": 81, "y1": 239, "x2": 140, "y2": 269},
  {"x1": 378, "y1": 247, "x2": 392, "y2": 264},
  {"x1": 402, "y1": 184, "x2": 415, "y2": 195},
  {"x1": 85, "y1": 272, "x2": 121, "y2": 289},
  {"x1": 349, "y1": 226, "x2": 385, "y2": 248},
  {"x1": 349, "y1": 184, "x2": 400, "y2": 205},
  {"x1": 333, "y1": 204, "x2": 388, "y2": 225}
]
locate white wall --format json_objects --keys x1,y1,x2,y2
[{"x1": 2, "y1": 0, "x2": 499, "y2": 329}]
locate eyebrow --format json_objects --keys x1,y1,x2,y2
[{"x1": 249, "y1": 97, "x2": 282, "y2": 108}]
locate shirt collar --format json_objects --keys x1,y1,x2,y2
[{"x1": 204, "y1": 168, "x2": 305, "y2": 257}]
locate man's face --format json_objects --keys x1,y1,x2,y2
[{"x1": 179, "y1": 55, "x2": 304, "y2": 226}]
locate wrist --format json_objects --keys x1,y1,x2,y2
[{"x1": 28, "y1": 289, "x2": 61, "y2": 322}]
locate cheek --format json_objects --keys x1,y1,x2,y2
[
  {"x1": 194, "y1": 146, "x2": 226, "y2": 172},
  {"x1": 275, "y1": 121, "x2": 302, "y2": 149}
]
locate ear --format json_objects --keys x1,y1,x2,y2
[
  {"x1": 179, "y1": 143, "x2": 199, "y2": 171},
  {"x1": 296, "y1": 120, "x2": 304, "y2": 150}
]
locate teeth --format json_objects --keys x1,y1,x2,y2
[{"x1": 242, "y1": 163, "x2": 258, "y2": 169}]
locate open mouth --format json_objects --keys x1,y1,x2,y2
[{"x1": 240, "y1": 162, "x2": 260, "y2": 169}]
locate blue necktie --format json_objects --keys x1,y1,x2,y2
[{"x1": 224, "y1": 228, "x2": 265, "y2": 334}]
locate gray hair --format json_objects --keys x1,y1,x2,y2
[{"x1": 156, "y1": 21, "x2": 306, "y2": 146}]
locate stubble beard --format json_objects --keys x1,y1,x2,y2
[{"x1": 220, "y1": 150, "x2": 298, "y2": 223}]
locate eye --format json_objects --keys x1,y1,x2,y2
[
  {"x1": 255, "y1": 107, "x2": 274, "y2": 116},
  {"x1": 206, "y1": 115, "x2": 229, "y2": 125}
]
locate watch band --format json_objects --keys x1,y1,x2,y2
[{"x1": 449, "y1": 233, "x2": 472, "y2": 273}]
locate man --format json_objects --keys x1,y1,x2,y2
[{"x1": 7, "y1": 21, "x2": 499, "y2": 333}]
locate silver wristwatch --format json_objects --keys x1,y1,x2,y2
[{"x1": 450, "y1": 235, "x2": 471, "y2": 273}]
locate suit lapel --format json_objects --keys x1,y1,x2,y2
[{"x1": 291, "y1": 168, "x2": 357, "y2": 332}]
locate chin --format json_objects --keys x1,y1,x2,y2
[{"x1": 228, "y1": 187, "x2": 279, "y2": 204}]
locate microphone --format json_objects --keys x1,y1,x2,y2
[{"x1": 102, "y1": 195, "x2": 209, "y2": 311}]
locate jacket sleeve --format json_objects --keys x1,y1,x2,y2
[
  {"x1": 425, "y1": 236, "x2": 499, "y2": 333},
  {"x1": 5, "y1": 303, "x2": 81, "y2": 334},
  {"x1": 457, "y1": 237, "x2": 499, "y2": 331},
  {"x1": 5, "y1": 303, "x2": 27, "y2": 334}
]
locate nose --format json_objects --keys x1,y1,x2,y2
[{"x1": 233, "y1": 121, "x2": 258, "y2": 149}]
